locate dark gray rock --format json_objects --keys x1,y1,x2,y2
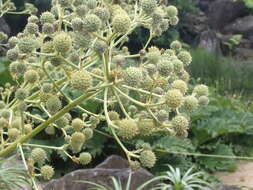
[
  {"x1": 0, "y1": 17, "x2": 11, "y2": 35},
  {"x1": 223, "y1": 16, "x2": 253, "y2": 37},
  {"x1": 208, "y1": 0, "x2": 247, "y2": 30},
  {"x1": 199, "y1": 30, "x2": 221, "y2": 54},
  {"x1": 43, "y1": 155, "x2": 155, "y2": 190}
]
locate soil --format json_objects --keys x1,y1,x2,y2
[{"x1": 216, "y1": 161, "x2": 253, "y2": 188}]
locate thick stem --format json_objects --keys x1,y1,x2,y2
[{"x1": 0, "y1": 90, "x2": 99, "y2": 157}]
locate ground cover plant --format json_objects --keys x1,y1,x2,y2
[{"x1": 0, "y1": 0, "x2": 211, "y2": 188}]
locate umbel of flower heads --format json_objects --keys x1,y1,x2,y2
[{"x1": 0, "y1": 0, "x2": 209, "y2": 181}]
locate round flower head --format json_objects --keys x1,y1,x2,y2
[
  {"x1": 141, "y1": 0, "x2": 157, "y2": 15},
  {"x1": 139, "y1": 150, "x2": 156, "y2": 168},
  {"x1": 83, "y1": 128, "x2": 93, "y2": 139},
  {"x1": 42, "y1": 23, "x2": 55, "y2": 34},
  {"x1": 72, "y1": 118, "x2": 84, "y2": 131},
  {"x1": 83, "y1": 14, "x2": 101, "y2": 32},
  {"x1": 198, "y1": 96, "x2": 209, "y2": 106},
  {"x1": 11, "y1": 118, "x2": 22, "y2": 128},
  {"x1": 41, "y1": 165, "x2": 54, "y2": 180},
  {"x1": 7, "y1": 48, "x2": 19, "y2": 61},
  {"x1": 15, "y1": 88, "x2": 28, "y2": 100},
  {"x1": 1, "y1": 109, "x2": 11, "y2": 119},
  {"x1": 112, "y1": 13, "x2": 131, "y2": 34},
  {"x1": 8, "y1": 36, "x2": 19, "y2": 48},
  {"x1": 53, "y1": 32, "x2": 72, "y2": 54},
  {"x1": 177, "y1": 51, "x2": 192, "y2": 66},
  {"x1": 79, "y1": 152, "x2": 92, "y2": 165},
  {"x1": 31, "y1": 148, "x2": 47, "y2": 164},
  {"x1": 193, "y1": 84, "x2": 209, "y2": 97},
  {"x1": 123, "y1": 67, "x2": 143, "y2": 87},
  {"x1": 137, "y1": 119, "x2": 154, "y2": 136},
  {"x1": 108, "y1": 111, "x2": 120, "y2": 121},
  {"x1": 170, "y1": 40, "x2": 182, "y2": 51},
  {"x1": 92, "y1": 39, "x2": 107, "y2": 54},
  {"x1": 170, "y1": 16, "x2": 179, "y2": 26},
  {"x1": 70, "y1": 70, "x2": 93, "y2": 91},
  {"x1": 164, "y1": 89, "x2": 183, "y2": 109},
  {"x1": 76, "y1": 5, "x2": 88, "y2": 17},
  {"x1": 41, "y1": 41, "x2": 55, "y2": 53},
  {"x1": 28, "y1": 15, "x2": 39, "y2": 23},
  {"x1": 73, "y1": 33, "x2": 92, "y2": 49},
  {"x1": 144, "y1": 64, "x2": 157, "y2": 76},
  {"x1": 25, "y1": 23, "x2": 39, "y2": 34},
  {"x1": 146, "y1": 47, "x2": 161, "y2": 64},
  {"x1": 18, "y1": 37, "x2": 37, "y2": 54},
  {"x1": 179, "y1": 70, "x2": 190, "y2": 82},
  {"x1": 71, "y1": 132, "x2": 86, "y2": 153},
  {"x1": 173, "y1": 59, "x2": 184, "y2": 73},
  {"x1": 24, "y1": 69, "x2": 39, "y2": 83},
  {"x1": 40, "y1": 11, "x2": 56, "y2": 24},
  {"x1": 94, "y1": 7, "x2": 110, "y2": 22},
  {"x1": 45, "y1": 126, "x2": 55, "y2": 135},
  {"x1": 87, "y1": 0, "x2": 97, "y2": 9},
  {"x1": 71, "y1": 17, "x2": 83, "y2": 31},
  {"x1": 157, "y1": 59, "x2": 174, "y2": 77},
  {"x1": 117, "y1": 119, "x2": 139, "y2": 139},
  {"x1": 8, "y1": 128, "x2": 20, "y2": 141},
  {"x1": 172, "y1": 115, "x2": 189, "y2": 134},
  {"x1": 129, "y1": 160, "x2": 141, "y2": 171},
  {"x1": 42, "y1": 83, "x2": 53, "y2": 93},
  {"x1": 46, "y1": 96, "x2": 62, "y2": 114},
  {"x1": 55, "y1": 116, "x2": 69, "y2": 128},
  {"x1": 24, "y1": 124, "x2": 33, "y2": 134},
  {"x1": 171, "y1": 80, "x2": 188, "y2": 94},
  {"x1": 157, "y1": 110, "x2": 168, "y2": 122},
  {"x1": 166, "y1": 6, "x2": 178, "y2": 17},
  {"x1": 152, "y1": 8, "x2": 164, "y2": 24},
  {"x1": 183, "y1": 96, "x2": 198, "y2": 112}
]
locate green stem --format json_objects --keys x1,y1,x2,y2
[{"x1": 0, "y1": 90, "x2": 99, "y2": 157}]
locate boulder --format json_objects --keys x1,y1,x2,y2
[
  {"x1": 43, "y1": 155, "x2": 155, "y2": 190},
  {"x1": 223, "y1": 16, "x2": 253, "y2": 37},
  {"x1": 208, "y1": 0, "x2": 247, "y2": 30}
]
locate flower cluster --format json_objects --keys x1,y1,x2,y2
[{"x1": 0, "y1": 0, "x2": 209, "y2": 181}]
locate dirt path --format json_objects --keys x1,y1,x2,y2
[{"x1": 216, "y1": 161, "x2": 253, "y2": 187}]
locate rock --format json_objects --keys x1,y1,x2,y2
[
  {"x1": 223, "y1": 16, "x2": 253, "y2": 37},
  {"x1": 199, "y1": 30, "x2": 221, "y2": 54},
  {"x1": 208, "y1": 0, "x2": 247, "y2": 30},
  {"x1": 216, "y1": 185, "x2": 241, "y2": 190},
  {"x1": 0, "y1": 17, "x2": 11, "y2": 35},
  {"x1": 235, "y1": 48, "x2": 253, "y2": 59},
  {"x1": 96, "y1": 155, "x2": 129, "y2": 169},
  {"x1": 43, "y1": 155, "x2": 156, "y2": 190}
]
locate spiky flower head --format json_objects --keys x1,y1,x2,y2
[
  {"x1": 25, "y1": 23, "x2": 39, "y2": 34},
  {"x1": 117, "y1": 119, "x2": 139, "y2": 139},
  {"x1": 172, "y1": 115, "x2": 189, "y2": 134},
  {"x1": 92, "y1": 39, "x2": 107, "y2": 54},
  {"x1": 198, "y1": 96, "x2": 209, "y2": 106},
  {"x1": 146, "y1": 47, "x2": 161, "y2": 64},
  {"x1": 7, "y1": 48, "x2": 19, "y2": 61},
  {"x1": 178, "y1": 51, "x2": 192, "y2": 66},
  {"x1": 18, "y1": 37, "x2": 37, "y2": 54},
  {"x1": 172, "y1": 59, "x2": 184, "y2": 73},
  {"x1": 166, "y1": 6, "x2": 178, "y2": 17},
  {"x1": 170, "y1": 40, "x2": 182, "y2": 50},
  {"x1": 83, "y1": 128, "x2": 93, "y2": 139},
  {"x1": 42, "y1": 23, "x2": 55, "y2": 34},
  {"x1": 108, "y1": 111, "x2": 120, "y2": 121},
  {"x1": 94, "y1": 7, "x2": 110, "y2": 22},
  {"x1": 164, "y1": 89, "x2": 183, "y2": 109},
  {"x1": 15, "y1": 88, "x2": 28, "y2": 100},
  {"x1": 157, "y1": 59, "x2": 174, "y2": 77},
  {"x1": 72, "y1": 118, "x2": 85, "y2": 131},
  {"x1": 139, "y1": 150, "x2": 156, "y2": 168},
  {"x1": 83, "y1": 14, "x2": 101, "y2": 32},
  {"x1": 137, "y1": 119, "x2": 154, "y2": 136},
  {"x1": 70, "y1": 70, "x2": 93, "y2": 91},
  {"x1": 71, "y1": 132, "x2": 86, "y2": 153},
  {"x1": 8, "y1": 36, "x2": 19, "y2": 48},
  {"x1": 24, "y1": 124, "x2": 33, "y2": 134},
  {"x1": 169, "y1": 16, "x2": 179, "y2": 26},
  {"x1": 45, "y1": 126, "x2": 55, "y2": 135},
  {"x1": 55, "y1": 116, "x2": 69, "y2": 128},
  {"x1": 183, "y1": 96, "x2": 198, "y2": 112},
  {"x1": 193, "y1": 84, "x2": 209, "y2": 97},
  {"x1": 40, "y1": 11, "x2": 56, "y2": 24},
  {"x1": 8, "y1": 128, "x2": 20, "y2": 141},
  {"x1": 141, "y1": 0, "x2": 157, "y2": 14},
  {"x1": 79, "y1": 152, "x2": 92, "y2": 165},
  {"x1": 31, "y1": 148, "x2": 47, "y2": 164},
  {"x1": 46, "y1": 96, "x2": 62, "y2": 114},
  {"x1": 112, "y1": 13, "x2": 131, "y2": 34},
  {"x1": 41, "y1": 165, "x2": 54, "y2": 180},
  {"x1": 171, "y1": 80, "x2": 188, "y2": 94},
  {"x1": 123, "y1": 67, "x2": 143, "y2": 87},
  {"x1": 53, "y1": 32, "x2": 72, "y2": 54},
  {"x1": 71, "y1": 17, "x2": 83, "y2": 31},
  {"x1": 28, "y1": 15, "x2": 39, "y2": 23},
  {"x1": 24, "y1": 69, "x2": 39, "y2": 83}
]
